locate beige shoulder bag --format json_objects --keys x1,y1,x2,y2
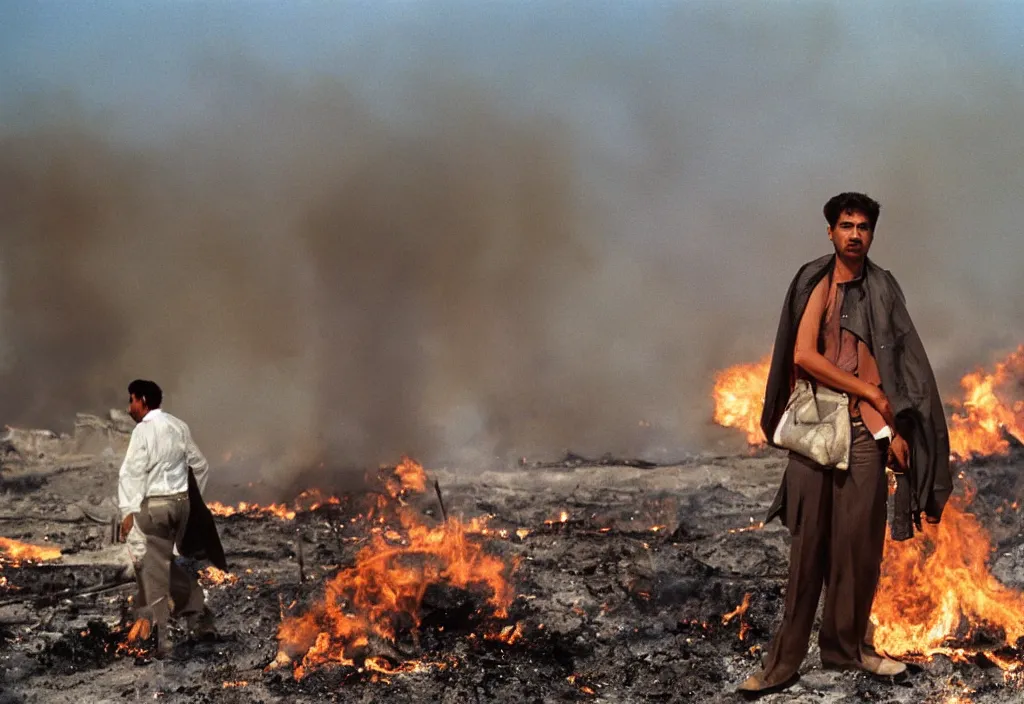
[{"x1": 772, "y1": 378, "x2": 851, "y2": 470}]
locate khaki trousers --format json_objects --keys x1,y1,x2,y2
[
  {"x1": 135, "y1": 493, "x2": 206, "y2": 626},
  {"x1": 759, "y1": 424, "x2": 888, "y2": 684}
]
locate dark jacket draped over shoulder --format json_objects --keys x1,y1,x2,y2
[
  {"x1": 761, "y1": 254, "x2": 952, "y2": 540},
  {"x1": 180, "y1": 467, "x2": 227, "y2": 570}
]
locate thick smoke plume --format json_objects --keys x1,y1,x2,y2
[
  {"x1": 2, "y1": 6, "x2": 1023, "y2": 493},
  {"x1": 0, "y1": 82, "x2": 606, "y2": 482}
]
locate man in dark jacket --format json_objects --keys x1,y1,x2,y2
[{"x1": 739, "y1": 193, "x2": 952, "y2": 694}]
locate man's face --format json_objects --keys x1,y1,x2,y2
[
  {"x1": 128, "y1": 393, "x2": 147, "y2": 423},
  {"x1": 828, "y1": 209, "x2": 874, "y2": 261}
]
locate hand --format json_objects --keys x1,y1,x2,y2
[
  {"x1": 866, "y1": 387, "x2": 896, "y2": 429},
  {"x1": 119, "y1": 513, "x2": 135, "y2": 542},
  {"x1": 888, "y1": 434, "x2": 910, "y2": 472}
]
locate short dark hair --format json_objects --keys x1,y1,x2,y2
[
  {"x1": 823, "y1": 192, "x2": 881, "y2": 229},
  {"x1": 128, "y1": 379, "x2": 162, "y2": 409}
]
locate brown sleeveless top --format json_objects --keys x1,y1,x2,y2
[{"x1": 818, "y1": 274, "x2": 888, "y2": 436}]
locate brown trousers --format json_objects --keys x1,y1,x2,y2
[
  {"x1": 760, "y1": 424, "x2": 888, "y2": 684},
  {"x1": 135, "y1": 493, "x2": 206, "y2": 626}
]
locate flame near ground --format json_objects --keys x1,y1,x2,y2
[
  {"x1": 871, "y1": 483, "x2": 1024, "y2": 668},
  {"x1": 0, "y1": 537, "x2": 62, "y2": 568},
  {"x1": 712, "y1": 344, "x2": 1024, "y2": 671},
  {"x1": 267, "y1": 458, "x2": 517, "y2": 679},
  {"x1": 712, "y1": 356, "x2": 771, "y2": 445},
  {"x1": 948, "y1": 346, "x2": 1024, "y2": 460}
]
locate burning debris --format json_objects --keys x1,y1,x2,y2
[
  {"x1": 2, "y1": 364, "x2": 1024, "y2": 703},
  {"x1": 722, "y1": 593, "x2": 753, "y2": 641},
  {"x1": 728, "y1": 518, "x2": 766, "y2": 534},
  {"x1": 871, "y1": 482, "x2": 1024, "y2": 667},
  {"x1": 208, "y1": 500, "x2": 297, "y2": 521},
  {"x1": 712, "y1": 355, "x2": 771, "y2": 445},
  {"x1": 207, "y1": 488, "x2": 345, "y2": 521},
  {"x1": 272, "y1": 459, "x2": 518, "y2": 679},
  {"x1": 566, "y1": 672, "x2": 598, "y2": 696},
  {"x1": 200, "y1": 566, "x2": 239, "y2": 587},
  {"x1": 0, "y1": 537, "x2": 62, "y2": 567},
  {"x1": 948, "y1": 345, "x2": 1024, "y2": 459}
]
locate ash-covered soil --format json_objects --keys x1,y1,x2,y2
[{"x1": 2, "y1": 415, "x2": 1023, "y2": 703}]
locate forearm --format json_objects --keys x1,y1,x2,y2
[{"x1": 794, "y1": 349, "x2": 878, "y2": 400}]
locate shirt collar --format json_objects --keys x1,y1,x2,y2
[{"x1": 141, "y1": 408, "x2": 163, "y2": 422}]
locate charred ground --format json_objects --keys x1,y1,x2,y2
[{"x1": 1, "y1": 415, "x2": 1023, "y2": 703}]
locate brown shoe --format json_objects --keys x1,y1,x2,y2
[
  {"x1": 737, "y1": 672, "x2": 768, "y2": 692},
  {"x1": 737, "y1": 671, "x2": 799, "y2": 698},
  {"x1": 859, "y1": 652, "x2": 907, "y2": 677}
]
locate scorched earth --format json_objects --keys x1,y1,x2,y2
[{"x1": 2, "y1": 346, "x2": 1024, "y2": 704}]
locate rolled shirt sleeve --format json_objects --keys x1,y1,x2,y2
[{"x1": 118, "y1": 427, "x2": 150, "y2": 517}]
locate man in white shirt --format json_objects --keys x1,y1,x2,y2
[{"x1": 118, "y1": 379, "x2": 214, "y2": 656}]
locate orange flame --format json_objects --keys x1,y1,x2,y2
[
  {"x1": 486, "y1": 621, "x2": 525, "y2": 645},
  {"x1": 0, "y1": 537, "x2": 61, "y2": 566},
  {"x1": 273, "y1": 459, "x2": 516, "y2": 679},
  {"x1": 727, "y1": 518, "x2": 765, "y2": 534},
  {"x1": 201, "y1": 566, "x2": 239, "y2": 587},
  {"x1": 463, "y1": 516, "x2": 532, "y2": 543},
  {"x1": 293, "y1": 488, "x2": 343, "y2": 512},
  {"x1": 722, "y1": 593, "x2": 753, "y2": 641},
  {"x1": 948, "y1": 345, "x2": 1024, "y2": 459},
  {"x1": 544, "y1": 510, "x2": 570, "y2": 527},
  {"x1": 567, "y1": 674, "x2": 597, "y2": 696},
  {"x1": 126, "y1": 617, "x2": 151, "y2": 642},
  {"x1": 208, "y1": 500, "x2": 297, "y2": 521},
  {"x1": 871, "y1": 485, "x2": 1024, "y2": 667},
  {"x1": 208, "y1": 486, "x2": 346, "y2": 521},
  {"x1": 391, "y1": 455, "x2": 427, "y2": 496},
  {"x1": 711, "y1": 356, "x2": 770, "y2": 444},
  {"x1": 114, "y1": 617, "x2": 154, "y2": 658}
]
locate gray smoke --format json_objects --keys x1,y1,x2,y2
[{"x1": 1, "y1": 4, "x2": 1022, "y2": 492}]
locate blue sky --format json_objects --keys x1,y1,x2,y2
[{"x1": 5, "y1": 2, "x2": 1020, "y2": 131}]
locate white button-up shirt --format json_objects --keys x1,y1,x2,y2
[{"x1": 117, "y1": 408, "x2": 209, "y2": 517}]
